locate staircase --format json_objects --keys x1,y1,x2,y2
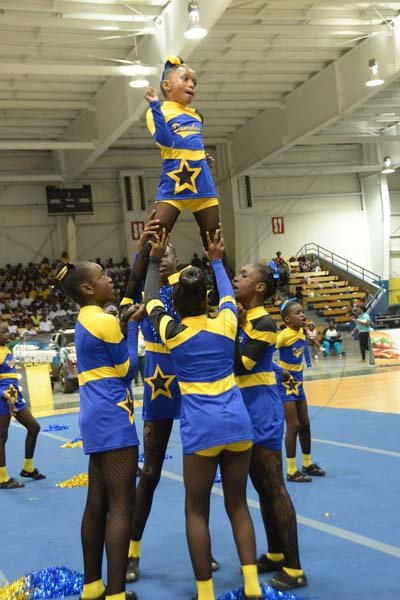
[{"x1": 295, "y1": 243, "x2": 387, "y2": 322}]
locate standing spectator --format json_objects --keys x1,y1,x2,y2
[
  {"x1": 306, "y1": 322, "x2": 320, "y2": 359},
  {"x1": 191, "y1": 253, "x2": 202, "y2": 268},
  {"x1": 354, "y1": 304, "x2": 372, "y2": 363},
  {"x1": 268, "y1": 258, "x2": 280, "y2": 294},
  {"x1": 134, "y1": 331, "x2": 145, "y2": 386}
]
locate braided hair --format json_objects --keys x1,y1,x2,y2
[
  {"x1": 253, "y1": 263, "x2": 276, "y2": 301},
  {"x1": 54, "y1": 261, "x2": 93, "y2": 305}
]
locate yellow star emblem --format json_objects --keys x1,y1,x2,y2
[
  {"x1": 166, "y1": 159, "x2": 202, "y2": 195},
  {"x1": 144, "y1": 364, "x2": 175, "y2": 401},
  {"x1": 117, "y1": 390, "x2": 135, "y2": 425},
  {"x1": 283, "y1": 376, "x2": 302, "y2": 397}
]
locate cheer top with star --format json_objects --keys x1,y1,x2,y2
[
  {"x1": 75, "y1": 306, "x2": 139, "y2": 454},
  {"x1": 141, "y1": 282, "x2": 181, "y2": 421},
  {"x1": 275, "y1": 327, "x2": 311, "y2": 403},
  {"x1": 146, "y1": 100, "x2": 217, "y2": 201},
  {"x1": 234, "y1": 307, "x2": 283, "y2": 451},
  {"x1": 0, "y1": 345, "x2": 26, "y2": 416},
  {"x1": 144, "y1": 258, "x2": 253, "y2": 455}
]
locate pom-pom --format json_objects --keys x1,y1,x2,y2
[
  {"x1": 42, "y1": 425, "x2": 69, "y2": 432},
  {"x1": 26, "y1": 566, "x2": 83, "y2": 599},
  {"x1": 0, "y1": 567, "x2": 84, "y2": 600},
  {"x1": 0, "y1": 576, "x2": 28, "y2": 599},
  {"x1": 56, "y1": 473, "x2": 88, "y2": 488},
  {"x1": 60, "y1": 441, "x2": 83, "y2": 449}
]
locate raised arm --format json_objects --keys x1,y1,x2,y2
[
  {"x1": 121, "y1": 211, "x2": 160, "y2": 305},
  {"x1": 145, "y1": 87, "x2": 174, "y2": 148},
  {"x1": 144, "y1": 231, "x2": 184, "y2": 344}
]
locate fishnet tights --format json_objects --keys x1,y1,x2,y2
[
  {"x1": 81, "y1": 446, "x2": 138, "y2": 594},
  {"x1": 184, "y1": 448, "x2": 256, "y2": 581},
  {"x1": 131, "y1": 419, "x2": 173, "y2": 541},
  {"x1": 250, "y1": 445, "x2": 301, "y2": 569}
]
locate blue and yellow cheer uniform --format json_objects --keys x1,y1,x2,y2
[
  {"x1": 144, "y1": 258, "x2": 253, "y2": 455},
  {"x1": 275, "y1": 327, "x2": 311, "y2": 403},
  {"x1": 141, "y1": 282, "x2": 181, "y2": 421},
  {"x1": 0, "y1": 346, "x2": 25, "y2": 416},
  {"x1": 235, "y1": 307, "x2": 283, "y2": 451},
  {"x1": 147, "y1": 100, "x2": 218, "y2": 211},
  {"x1": 75, "y1": 306, "x2": 139, "y2": 454}
]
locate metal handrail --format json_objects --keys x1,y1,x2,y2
[{"x1": 296, "y1": 243, "x2": 382, "y2": 287}]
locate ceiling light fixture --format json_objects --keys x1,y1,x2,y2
[
  {"x1": 128, "y1": 59, "x2": 149, "y2": 88},
  {"x1": 129, "y1": 73, "x2": 150, "y2": 88},
  {"x1": 184, "y1": 1, "x2": 207, "y2": 40},
  {"x1": 365, "y1": 58, "x2": 385, "y2": 87},
  {"x1": 382, "y1": 156, "x2": 395, "y2": 174}
]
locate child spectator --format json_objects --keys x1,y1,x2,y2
[
  {"x1": 275, "y1": 300, "x2": 325, "y2": 482},
  {"x1": 305, "y1": 322, "x2": 320, "y2": 359}
]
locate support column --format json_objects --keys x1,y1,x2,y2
[
  {"x1": 361, "y1": 174, "x2": 390, "y2": 279},
  {"x1": 66, "y1": 215, "x2": 77, "y2": 262}
]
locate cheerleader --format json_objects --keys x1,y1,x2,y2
[
  {"x1": 127, "y1": 226, "x2": 219, "y2": 582},
  {"x1": 233, "y1": 265, "x2": 307, "y2": 591},
  {"x1": 0, "y1": 323, "x2": 45, "y2": 489},
  {"x1": 55, "y1": 261, "x2": 142, "y2": 600},
  {"x1": 144, "y1": 229, "x2": 261, "y2": 600},
  {"x1": 276, "y1": 299, "x2": 325, "y2": 482},
  {"x1": 123, "y1": 55, "x2": 220, "y2": 301}
]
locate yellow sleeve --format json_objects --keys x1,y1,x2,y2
[
  {"x1": 146, "y1": 108, "x2": 155, "y2": 136},
  {"x1": 276, "y1": 329, "x2": 287, "y2": 349},
  {"x1": 100, "y1": 314, "x2": 124, "y2": 344}
]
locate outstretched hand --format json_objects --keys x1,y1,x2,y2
[
  {"x1": 120, "y1": 303, "x2": 147, "y2": 323},
  {"x1": 149, "y1": 228, "x2": 170, "y2": 258},
  {"x1": 205, "y1": 153, "x2": 215, "y2": 169},
  {"x1": 204, "y1": 229, "x2": 224, "y2": 262},
  {"x1": 137, "y1": 209, "x2": 161, "y2": 252},
  {"x1": 144, "y1": 87, "x2": 159, "y2": 103}
]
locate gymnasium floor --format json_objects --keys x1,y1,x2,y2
[{"x1": 1, "y1": 368, "x2": 399, "y2": 600}]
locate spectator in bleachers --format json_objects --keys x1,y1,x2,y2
[
  {"x1": 298, "y1": 256, "x2": 311, "y2": 273},
  {"x1": 305, "y1": 322, "x2": 321, "y2": 360},
  {"x1": 39, "y1": 311, "x2": 54, "y2": 333},
  {"x1": 0, "y1": 257, "x2": 134, "y2": 336},
  {"x1": 321, "y1": 321, "x2": 343, "y2": 357},
  {"x1": 309, "y1": 256, "x2": 321, "y2": 272},
  {"x1": 268, "y1": 257, "x2": 280, "y2": 293}
]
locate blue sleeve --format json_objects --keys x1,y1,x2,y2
[
  {"x1": 272, "y1": 361, "x2": 283, "y2": 375},
  {"x1": 150, "y1": 100, "x2": 174, "y2": 148},
  {"x1": 125, "y1": 321, "x2": 139, "y2": 382},
  {"x1": 211, "y1": 259, "x2": 237, "y2": 317},
  {"x1": 303, "y1": 340, "x2": 312, "y2": 368}
]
